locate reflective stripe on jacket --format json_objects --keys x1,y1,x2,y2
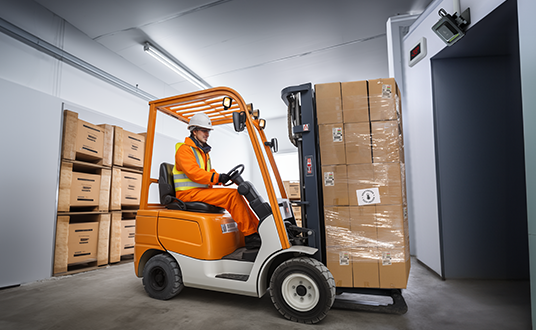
[{"x1": 173, "y1": 138, "x2": 216, "y2": 191}]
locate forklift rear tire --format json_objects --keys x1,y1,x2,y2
[
  {"x1": 269, "y1": 257, "x2": 335, "y2": 324},
  {"x1": 142, "y1": 254, "x2": 184, "y2": 300}
]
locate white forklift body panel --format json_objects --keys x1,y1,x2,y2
[{"x1": 169, "y1": 215, "x2": 317, "y2": 297}]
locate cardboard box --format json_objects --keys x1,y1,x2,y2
[
  {"x1": 368, "y1": 78, "x2": 400, "y2": 122},
  {"x1": 121, "y1": 171, "x2": 142, "y2": 205},
  {"x1": 114, "y1": 127, "x2": 145, "y2": 168},
  {"x1": 319, "y1": 124, "x2": 346, "y2": 165},
  {"x1": 352, "y1": 247, "x2": 380, "y2": 288},
  {"x1": 347, "y1": 163, "x2": 404, "y2": 206},
  {"x1": 121, "y1": 219, "x2": 136, "y2": 256},
  {"x1": 74, "y1": 119, "x2": 104, "y2": 161},
  {"x1": 322, "y1": 165, "x2": 348, "y2": 206},
  {"x1": 315, "y1": 83, "x2": 343, "y2": 124},
  {"x1": 347, "y1": 163, "x2": 374, "y2": 206},
  {"x1": 373, "y1": 163, "x2": 404, "y2": 206},
  {"x1": 283, "y1": 181, "x2": 300, "y2": 200},
  {"x1": 326, "y1": 248, "x2": 353, "y2": 287},
  {"x1": 342, "y1": 80, "x2": 369, "y2": 123},
  {"x1": 344, "y1": 122, "x2": 372, "y2": 164},
  {"x1": 371, "y1": 120, "x2": 403, "y2": 163},
  {"x1": 110, "y1": 169, "x2": 142, "y2": 210},
  {"x1": 349, "y1": 206, "x2": 377, "y2": 246},
  {"x1": 324, "y1": 207, "x2": 351, "y2": 246},
  {"x1": 68, "y1": 222, "x2": 99, "y2": 264},
  {"x1": 375, "y1": 204, "x2": 407, "y2": 247},
  {"x1": 378, "y1": 245, "x2": 410, "y2": 289},
  {"x1": 69, "y1": 172, "x2": 101, "y2": 207}
]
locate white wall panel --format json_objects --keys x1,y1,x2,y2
[{"x1": 0, "y1": 78, "x2": 62, "y2": 287}]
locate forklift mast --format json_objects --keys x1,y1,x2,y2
[{"x1": 281, "y1": 83, "x2": 325, "y2": 263}]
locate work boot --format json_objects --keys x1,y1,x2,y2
[{"x1": 245, "y1": 233, "x2": 261, "y2": 250}]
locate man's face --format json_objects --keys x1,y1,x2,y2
[{"x1": 193, "y1": 128, "x2": 210, "y2": 144}]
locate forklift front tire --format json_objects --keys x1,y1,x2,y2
[
  {"x1": 269, "y1": 257, "x2": 335, "y2": 324},
  {"x1": 142, "y1": 254, "x2": 184, "y2": 300}
]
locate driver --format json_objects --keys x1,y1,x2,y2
[{"x1": 174, "y1": 113, "x2": 261, "y2": 250}]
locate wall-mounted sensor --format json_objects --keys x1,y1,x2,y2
[{"x1": 432, "y1": 7, "x2": 470, "y2": 46}]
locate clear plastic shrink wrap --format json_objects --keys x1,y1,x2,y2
[{"x1": 316, "y1": 78, "x2": 410, "y2": 289}]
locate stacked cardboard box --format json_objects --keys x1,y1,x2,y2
[
  {"x1": 316, "y1": 78, "x2": 410, "y2": 289},
  {"x1": 109, "y1": 127, "x2": 145, "y2": 211}
]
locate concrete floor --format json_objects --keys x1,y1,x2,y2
[{"x1": 0, "y1": 258, "x2": 531, "y2": 330}]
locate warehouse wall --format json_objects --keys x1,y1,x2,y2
[
  {"x1": 517, "y1": 0, "x2": 536, "y2": 326},
  {"x1": 0, "y1": 0, "x2": 255, "y2": 287},
  {"x1": 401, "y1": 0, "x2": 508, "y2": 275}
]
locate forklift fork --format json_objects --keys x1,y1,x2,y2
[{"x1": 333, "y1": 288, "x2": 408, "y2": 315}]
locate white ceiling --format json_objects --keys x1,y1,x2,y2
[{"x1": 34, "y1": 0, "x2": 432, "y2": 120}]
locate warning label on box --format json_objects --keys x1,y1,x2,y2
[
  {"x1": 339, "y1": 251, "x2": 350, "y2": 266},
  {"x1": 382, "y1": 252, "x2": 392, "y2": 266},
  {"x1": 332, "y1": 127, "x2": 343, "y2": 142},
  {"x1": 324, "y1": 172, "x2": 335, "y2": 186},
  {"x1": 356, "y1": 187, "x2": 381, "y2": 205},
  {"x1": 382, "y1": 84, "x2": 392, "y2": 99}
]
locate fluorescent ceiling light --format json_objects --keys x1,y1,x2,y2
[{"x1": 144, "y1": 42, "x2": 211, "y2": 90}]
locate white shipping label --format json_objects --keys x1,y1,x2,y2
[
  {"x1": 339, "y1": 251, "x2": 350, "y2": 266},
  {"x1": 324, "y1": 172, "x2": 335, "y2": 186},
  {"x1": 221, "y1": 222, "x2": 238, "y2": 234},
  {"x1": 382, "y1": 84, "x2": 393, "y2": 99},
  {"x1": 382, "y1": 252, "x2": 392, "y2": 266},
  {"x1": 356, "y1": 187, "x2": 381, "y2": 205},
  {"x1": 332, "y1": 127, "x2": 343, "y2": 142}
]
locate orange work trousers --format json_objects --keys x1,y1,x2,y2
[{"x1": 176, "y1": 188, "x2": 259, "y2": 236}]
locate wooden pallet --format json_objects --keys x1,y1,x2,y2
[
  {"x1": 53, "y1": 212, "x2": 111, "y2": 275},
  {"x1": 57, "y1": 160, "x2": 111, "y2": 212}
]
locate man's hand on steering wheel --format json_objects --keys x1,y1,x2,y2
[{"x1": 218, "y1": 173, "x2": 230, "y2": 184}]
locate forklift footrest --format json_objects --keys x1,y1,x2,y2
[{"x1": 215, "y1": 273, "x2": 249, "y2": 281}]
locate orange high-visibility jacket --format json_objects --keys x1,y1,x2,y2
[{"x1": 175, "y1": 137, "x2": 220, "y2": 187}]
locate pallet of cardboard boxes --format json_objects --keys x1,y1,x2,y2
[
  {"x1": 316, "y1": 78, "x2": 410, "y2": 289},
  {"x1": 53, "y1": 110, "x2": 144, "y2": 275}
]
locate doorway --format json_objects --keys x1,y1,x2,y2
[{"x1": 431, "y1": 0, "x2": 528, "y2": 279}]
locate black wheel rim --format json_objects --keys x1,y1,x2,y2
[{"x1": 149, "y1": 266, "x2": 167, "y2": 292}]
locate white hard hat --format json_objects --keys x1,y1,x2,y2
[{"x1": 187, "y1": 113, "x2": 213, "y2": 131}]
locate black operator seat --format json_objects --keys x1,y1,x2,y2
[{"x1": 158, "y1": 162, "x2": 225, "y2": 214}]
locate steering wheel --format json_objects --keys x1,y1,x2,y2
[{"x1": 224, "y1": 164, "x2": 245, "y2": 186}]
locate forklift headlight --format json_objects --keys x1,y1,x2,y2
[
  {"x1": 252, "y1": 109, "x2": 260, "y2": 119},
  {"x1": 222, "y1": 97, "x2": 233, "y2": 110}
]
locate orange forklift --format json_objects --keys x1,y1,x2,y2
[
  {"x1": 134, "y1": 87, "x2": 336, "y2": 324},
  {"x1": 134, "y1": 86, "x2": 407, "y2": 324}
]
